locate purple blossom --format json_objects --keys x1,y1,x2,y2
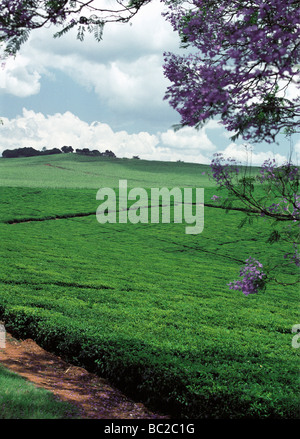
[
  {"x1": 163, "y1": 0, "x2": 299, "y2": 292},
  {"x1": 209, "y1": 153, "x2": 240, "y2": 188},
  {"x1": 284, "y1": 244, "x2": 300, "y2": 267},
  {"x1": 210, "y1": 153, "x2": 300, "y2": 223},
  {"x1": 228, "y1": 258, "x2": 266, "y2": 296},
  {"x1": 0, "y1": 0, "x2": 151, "y2": 57},
  {"x1": 163, "y1": 0, "x2": 300, "y2": 144},
  {"x1": 258, "y1": 160, "x2": 300, "y2": 220}
]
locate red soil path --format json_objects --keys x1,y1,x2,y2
[{"x1": 0, "y1": 332, "x2": 170, "y2": 419}]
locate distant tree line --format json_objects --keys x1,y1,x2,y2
[
  {"x1": 75, "y1": 148, "x2": 116, "y2": 157},
  {"x1": 2, "y1": 147, "x2": 62, "y2": 158},
  {"x1": 1, "y1": 146, "x2": 116, "y2": 158}
]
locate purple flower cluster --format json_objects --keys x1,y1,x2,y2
[
  {"x1": 284, "y1": 244, "x2": 300, "y2": 268},
  {"x1": 209, "y1": 152, "x2": 300, "y2": 223},
  {"x1": 162, "y1": 0, "x2": 300, "y2": 144},
  {"x1": 162, "y1": 0, "x2": 299, "y2": 293},
  {"x1": 228, "y1": 258, "x2": 266, "y2": 296},
  {"x1": 211, "y1": 195, "x2": 221, "y2": 202},
  {"x1": 0, "y1": 0, "x2": 67, "y2": 52},
  {"x1": 258, "y1": 158, "x2": 277, "y2": 182},
  {"x1": 259, "y1": 159, "x2": 299, "y2": 183},
  {"x1": 0, "y1": 0, "x2": 152, "y2": 56},
  {"x1": 259, "y1": 159, "x2": 300, "y2": 220},
  {"x1": 0, "y1": 0, "x2": 34, "y2": 38},
  {"x1": 209, "y1": 153, "x2": 239, "y2": 188},
  {"x1": 208, "y1": 152, "x2": 299, "y2": 291}
]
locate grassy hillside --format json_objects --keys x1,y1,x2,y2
[
  {"x1": 0, "y1": 365, "x2": 78, "y2": 419},
  {"x1": 0, "y1": 154, "x2": 298, "y2": 419},
  {"x1": 0, "y1": 153, "x2": 214, "y2": 189}
]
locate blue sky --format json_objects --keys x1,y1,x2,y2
[{"x1": 0, "y1": 0, "x2": 299, "y2": 164}]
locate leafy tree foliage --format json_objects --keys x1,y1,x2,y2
[
  {"x1": 162, "y1": 0, "x2": 300, "y2": 293},
  {"x1": 209, "y1": 152, "x2": 299, "y2": 293},
  {"x1": 61, "y1": 145, "x2": 74, "y2": 153},
  {"x1": 0, "y1": 0, "x2": 151, "y2": 57},
  {"x1": 163, "y1": 0, "x2": 300, "y2": 143},
  {"x1": 2, "y1": 147, "x2": 62, "y2": 157}
]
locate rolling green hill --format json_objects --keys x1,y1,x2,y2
[{"x1": 0, "y1": 153, "x2": 213, "y2": 189}]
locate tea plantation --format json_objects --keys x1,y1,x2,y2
[{"x1": 0, "y1": 154, "x2": 299, "y2": 418}]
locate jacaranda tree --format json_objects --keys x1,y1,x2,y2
[
  {"x1": 163, "y1": 0, "x2": 300, "y2": 143},
  {"x1": 0, "y1": 0, "x2": 151, "y2": 57},
  {"x1": 1, "y1": 0, "x2": 299, "y2": 143},
  {"x1": 209, "y1": 152, "x2": 299, "y2": 294},
  {"x1": 163, "y1": 0, "x2": 300, "y2": 294}
]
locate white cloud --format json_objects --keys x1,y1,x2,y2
[
  {"x1": 0, "y1": 0, "x2": 179, "y2": 120},
  {"x1": 1, "y1": 0, "x2": 296, "y2": 163},
  {"x1": 1, "y1": 110, "x2": 294, "y2": 166},
  {"x1": 0, "y1": 109, "x2": 159, "y2": 158},
  {"x1": 141, "y1": 147, "x2": 211, "y2": 164},
  {"x1": 294, "y1": 140, "x2": 300, "y2": 164},
  {"x1": 55, "y1": 53, "x2": 168, "y2": 113},
  {"x1": 0, "y1": 56, "x2": 41, "y2": 97},
  {"x1": 219, "y1": 143, "x2": 288, "y2": 166},
  {"x1": 0, "y1": 109, "x2": 215, "y2": 163},
  {"x1": 160, "y1": 126, "x2": 217, "y2": 153}
]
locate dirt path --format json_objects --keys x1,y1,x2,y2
[{"x1": 0, "y1": 332, "x2": 170, "y2": 419}]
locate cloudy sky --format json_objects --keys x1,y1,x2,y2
[{"x1": 0, "y1": 0, "x2": 299, "y2": 164}]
